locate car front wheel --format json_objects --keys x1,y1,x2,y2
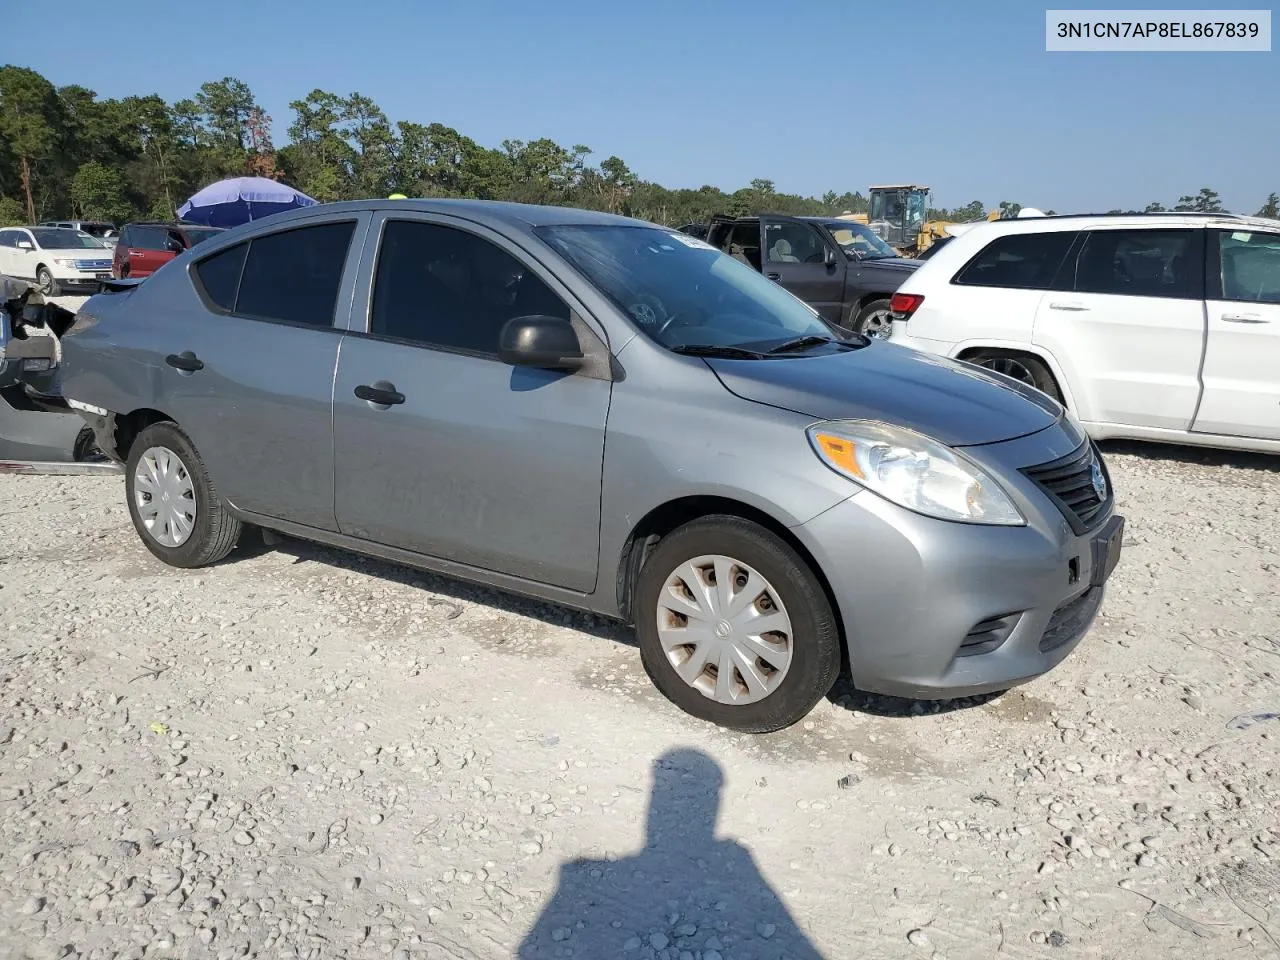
[
  {"x1": 125, "y1": 421, "x2": 242, "y2": 568},
  {"x1": 852, "y1": 298, "x2": 893, "y2": 339},
  {"x1": 634, "y1": 516, "x2": 842, "y2": 733},
  {"x1": 36, "y1": 267, "x2": 59, "y2": 297}
]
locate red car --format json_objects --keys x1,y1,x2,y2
[{"x1": 112, "y1": 222, "x2": 225, "y2": 279}]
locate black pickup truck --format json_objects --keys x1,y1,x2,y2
[{"x1": 693, "y1": 214, "x2": 921, "y2": 338}]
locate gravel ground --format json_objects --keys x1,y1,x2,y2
[{"x1": 1, "y1": 443, "x2": 1278, "y2": 960}]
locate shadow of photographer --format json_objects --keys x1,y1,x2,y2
[{"x1": 518, "y1": 747, "x2": 825, "y2": 959}]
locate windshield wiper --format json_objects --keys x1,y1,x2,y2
[
  {"x1": 765, "y1": 334, "x2": 867, "y2": 355},
  {"x1": 669, "y1": 344, "x2": 767, "y2": 359}
]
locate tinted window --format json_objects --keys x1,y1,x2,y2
[
  {"x1": 181, "y1": 228, "x2": 223, "y2": 248},
  {"x1": 1217, "y1": 230, "x2": 1280, "y2": 304},
  {"x1": 1072, "y1": 229, "x2": 1201, "y2": 298},
  {"x1": 726, "y1": 222, "x2": 762, "y2": 270},
  {"x1": 371, "y1": 220, "x2": 569, "y2": 354},
  {"x1": 954, "y1": 230, "x2": 1076, "y2": 289},
  {"x1": 0, "y1": 231, "x2": 14, "y2": 248},
  {"x1": 233, "y1": 221, "x2": 354, "y2": 328},
  {"x1": 764, "y1": 221, "x2": 826, "y2": 264},
  {"x1": 194, "y1": 242, "x2": 248, "y2": 312},
  {"x1": 128, "y1": 226, "x2": 170, "y2": 251}
]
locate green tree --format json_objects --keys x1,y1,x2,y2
[
  {"x1": 1256, "y1": 192, "x2": 1279, "y2": 218},
  {"x1": 70, "y1": 161, "x2": 133, "y2": 223},
  {"x1": 0, "y1": 66, "x2": 61, "y2": 220},
  {"x1": 1174, "y1": 187, "x2": 1223, "y2": 213},
  {"x1": 0, "y1": 195, "x2": 26, "y2": 226},
  {"x1": 1144, "y1": 201, "x2": 1167, "y2": 213},
  {"x1": 998, "y1": 200, "x2": 1022, "y2": 218},
  {"x1": 342, "y1": 93, "x2": 394, "y2": 198}
]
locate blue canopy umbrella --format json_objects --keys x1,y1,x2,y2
[{"x1": 177, "y1": 176, "x2": 317, "y2": 228}]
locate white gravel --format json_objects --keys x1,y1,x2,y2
[{"x1": 1, "y1": 443, "x2": 1278, "y2": 960}]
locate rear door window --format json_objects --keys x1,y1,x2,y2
[
  {"x1": 233, "y1": 221, "x2": 356, "y2": 328},
  {"x1": 954, "y1": 231, "x2": 1077, "y2": 289},
  {"x1": 194, "y1": 243, "x2": 248, "y2": 312},
  {"x1": 727, "y1": 221, "x2": 762, "y2": 270},
  {"x1": 1214, "y1": 229, "x2": 1280, "y2": 304},
  {"x1": 1070, "y1": 229, "x2": 1203, "y2": 299}
]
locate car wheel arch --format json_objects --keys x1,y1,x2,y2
[
  {"x1": 613, "y1": 494, "x2": 847, "y2": 665},
  {"x1": 954, "y1": 343, "x2": 1079, "y2": 414},
  {"x1": 113, "y1": 407, "x2": 177, "y2": 463}
]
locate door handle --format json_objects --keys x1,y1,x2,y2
[
  {"x1": 766, "y1": 272, "x2": 781, "y2": 280},
  {"x1": 1222, "y1": 313, "x2": 1269, "y2": 324},
  {"x1": 1048, "y1": 301, "x2": 1089, "y2": 312},
  {"x1": 165, "y1": 351, "x2": 203, "y2": 373},
  {"x1": 354, "y1": 381, "x2": 405, "y2": 407}
]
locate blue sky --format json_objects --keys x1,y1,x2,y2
[{"x1": 5, "y1": 0, "x2": 1277, "y2": 213}]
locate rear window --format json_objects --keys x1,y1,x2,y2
[
  {"x1": 181, "y1": 228, "x2": 223, "y2": 248},
  {"x1": 194, "y1": 243, "x2": 248, "y2": 312},
  {"x1": 232, "y1": 221, "x2": 355, "y2": 328},
  {"x1": 953, "y1": 231, "x2": 1076, "y2": 290}
]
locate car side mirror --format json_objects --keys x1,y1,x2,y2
[
  {"x1": 824, "y1": 246, "x2": 838, "y2": 266},
  {"x1": 498, "y1": 315, "x2": 584, "y2": 371},
  {"x1": 17, "y1": 241, "x2": 33, "y2": 251},
  {"x1": 165, "y1": 239, "x2": 184, "y2": 253}
]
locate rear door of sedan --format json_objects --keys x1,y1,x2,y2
[
  {"x1": 161, "y1": 214, "x2": 371, "y2": 529},
  {"x1": 330, "y1": 212, "x2": 612, "y2": 593}
]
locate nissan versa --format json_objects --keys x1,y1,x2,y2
[{"x1": 48, "y1": 200, "x2": 1124, "y2": 732}]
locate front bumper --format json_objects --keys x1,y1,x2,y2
[{"x1": 793, "y1": 421, "x2": 1122, "y2": 699}]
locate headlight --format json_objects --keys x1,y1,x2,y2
[
  {"x1": 53, "y1": 258, "x2": 76, "y2": 267},
  {"x1": 807, "y1": 420, "x2": 1024, "y2": 525}
]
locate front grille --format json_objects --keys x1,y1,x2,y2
[
  {"x1": 958, "y1": 612, "x2": 1020, "y2": 657},
  {"x1": 74, "y1": 259, "x2": 112, "y2": 271},
  {"x1": 1022, "y1": 442, "x2": 1111, "y2": 533},
  {"x1": 1039, "y1": 586, "x2": 1103, "y2": 652}
]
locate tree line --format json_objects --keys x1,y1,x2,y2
[{"x1": 2, "y1": 65, "x2": 1276, "y2": 231}]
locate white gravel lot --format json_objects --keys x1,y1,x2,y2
[{"x1": 1, "y1": 443, "x2": 1278, "y2": 960}]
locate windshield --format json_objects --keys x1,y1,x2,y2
[
  {"x1": 537, "y1": 224, "x2": 835, "y2": 351},
  {"x1": 821, "y1": 221, "x2": 899, "y2": 260},
  {"x1": 182, "y1": 228, "x2": 223, "y2": 247},
  {"x1": 30, "y1": 228, "x2": 106, "y2": 250}
]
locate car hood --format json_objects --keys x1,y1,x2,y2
[
  {"x1": 857, "y1": 256, "x2": 920, "y2": 271},
  {"x1": 706, "y1": 342, "x2": 1061, "y2": 447}
]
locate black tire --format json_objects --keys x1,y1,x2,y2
[
  {"x1": 852, "y1": 298, "x2": 893, "y2": 339},
  {"x1": 634, "y1": 515, "x2": 842, "y2": 733},
  {"x1": 36, "y1": 266, "x2": 59, "y2": 297},
  {"x1": 124, "y1": 421, "x2": 242, "y2": 568},
  {"x1": 969, "y1": 351, "x2": 1064, "y2": 404}
]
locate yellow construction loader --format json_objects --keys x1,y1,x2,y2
[{"x1": 837, "y1": 185, "x2": 1007, "y2": 257}]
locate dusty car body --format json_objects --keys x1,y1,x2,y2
[{"x1": 42, "y1": 200, "x2": 1122, "y2": 732}]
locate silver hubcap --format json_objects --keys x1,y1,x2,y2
[
  {"x1": 861, "y1": 309, "x2": 892, "y2": 339},
  {"x1": 656, "y1": 555, "x2": 794, "y2": 706},
  {"x1": 133, "y1": 446, "x2": 196, "y2": 547}
]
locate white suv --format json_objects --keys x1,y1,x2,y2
[{"x1": 889, "y1": 213, "x2": 1280, "y2": 454}]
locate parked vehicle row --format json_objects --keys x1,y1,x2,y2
[
  {"x1": 21, "y1": 199, "x2": 1122, "y2": 731},
  {"x1": 697, "y1": 214, "x2": 921, "y2": 337},
  {"x1": 890, "y1": 212, "x2": 1280, "y2": 453}
]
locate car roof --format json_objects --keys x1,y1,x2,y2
[
  {"x1": 968, "y1": 211, "x2": 1279, "y2": 232},
  {"x1": 242, "y1": 199, "x2": 652, "y2": 231}
]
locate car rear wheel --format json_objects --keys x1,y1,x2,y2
[
  {"x1": 852, "y1": 298, "x2": 893, "y2": 339},
  {"x1": 968, "y1": 351, "x2": 1064, "y2": 403},
  {"x1": 634, "y1": 516, "x2": 841, "y2": 733},
  {"x1": 35, "y1": 267, "x2": 59, "y2": 297},
  {"x1": 125, "y1": 421, "x2": 242, "y2": 568}
]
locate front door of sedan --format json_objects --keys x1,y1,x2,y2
[
  {"x1": 759, "y1": 218, "x2": 846, "y2": 323},
  {"x1": 331, "y1": 214, "x2": 612, "y2": 593},
  {"x1": 1193, "y1": 227, "x2": 1280, "y2": 441}
]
